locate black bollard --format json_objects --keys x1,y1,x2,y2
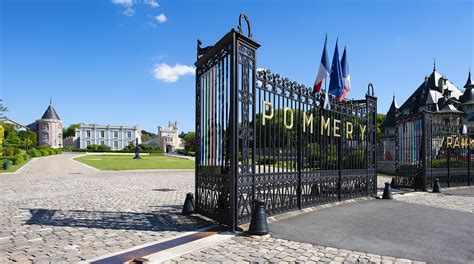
[
  {"x1": 181, "y1": 193, "x2": 195, "y2": 215},
  {"x1": 310, "y1": 183, "x2": 320, "y2": 197},
  {"x1": 432, "y1": 178, "x2": 442, "y2": 193},
  {"x1": 390, "y1": 177, "x2": 396, "y2": 189},
  {"x1": 382, "y1": 182, "x2": 393, "y2": 199},
  {"x1": 248, "y1": 199, "x2": 269, "y2": 235}
]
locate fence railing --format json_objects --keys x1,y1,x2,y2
[{"x1": 195, "y1": 17, "x2": 377, "y2": 230}]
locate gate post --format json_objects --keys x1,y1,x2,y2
[
  {"x1": 421, "y1": 112, "x2": 427, "y2": 191},
  {"x1": 366, "y1": 84, "x2": 377, "y2": 195},
  {"x1": 469, "y1": 142, "x2": 471, "y2": 186},
  {"x1": 447, "y1": 136, "x2": 451, "y2": 188}
]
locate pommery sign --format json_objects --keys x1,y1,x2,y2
[{"x1": 261, "y1": 101, "x2": 366, "y2": 140}]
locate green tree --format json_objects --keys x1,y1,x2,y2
[
  {"x1": 63, "y1": 124, "x2": 80, "y2": 138},
  {"x1": 376, "y1": 113, "x2": 386, "y2": 139},
  {"x1": 0, "y1": 99, "x2": 7, "y2": 118},
  {"x1": 183, "y1": 132, "x2": 196, "y2": 152},
  {"x1": 141, "y1": 130, "x2": 157, "y2": 142},
  {"x1": 18, "y1": 130, "x2": 37, "y2": 149}
]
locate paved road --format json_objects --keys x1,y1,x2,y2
[
  {"x1": 269, "y1": 189, "x2": 474, "y2": 264},
  {"x1": 0, "y1": 153, "x2": 209, "y2": 263}
]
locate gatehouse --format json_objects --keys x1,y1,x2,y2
[{"x1": 194, "y1": 15, "x2": 377, "y2": 230}]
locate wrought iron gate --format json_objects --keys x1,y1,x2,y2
[
  {"x1": 195, "y1": 15, "x2": 377, "y2": 230},
  {"x1": 395, "y1": 112, "x2": 474, "y2": 190}
]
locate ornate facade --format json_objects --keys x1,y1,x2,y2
[
  {"x1": 379, "y1": 66, "x2": 474, "y2": 174},
  {"x1": 157, "y1": 121, "x2": 183, "y2": 153}
]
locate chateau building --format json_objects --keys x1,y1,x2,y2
[
  {"x1": 378, "y1": 66, "x2": 474, "y2": 174},
  {"x1": 158, "y1": 121, "x2": 183, "y2": 153},
  {"x1": 27, "y1": 103, "x2": 63, "y2": 148},
  {"x1": 70, "y1": 124, "x2": 141, "y2": 150}
]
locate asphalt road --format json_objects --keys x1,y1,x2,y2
[{"x1": 270, "y1": 197, "x2": 474, "y2": 263}]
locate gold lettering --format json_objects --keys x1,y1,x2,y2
[
  {"x1": 283, "y1": 107, "x2": 294, "y2": 129},
  {"x1": 262, "y1": 101, "x2": 273, "y2": 125},
  {"x1": 461, "y1": 137, "x2": 469, "y2": 148},
  {"x1": 447, "y1": 137, "x2": 453, "y2": 148},
  {"x1": 303, "y1": 112, "x2": 313, "y2": 134},
  {"x1": 471, "y1": 139, "x2": 474, "y2": 148},
  {"x1": 359, "y1": 124, "x2": 366, "y2": 140},
  {"x1": 333, "y1": 119, "x2": 341, "y2": 137},
  {"x1": 453, "y1": 137, "x2": 460, "y2": 148},
  {"x1": 437, "y1": 137, "x2": 445, "y2": 149},
  {"x1": 346, "y1": 122, "x2": 353, "y2": 139},
  {"x1": 321, "y1": 116, "x2": 330, "y2": 136}
]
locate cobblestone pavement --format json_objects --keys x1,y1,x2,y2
[
  {"x1": 168, "y1": 187, "x2": 474, "y2": 264},
  {"x1": 395, "y1": 187, "x2": 474, "y2": 213},
  {"x1": 0, "y1": 153, "x2": 209, "y2": 263},
  {"x1": 167, "y1": 235, "x2": 425, "y2": 264}
]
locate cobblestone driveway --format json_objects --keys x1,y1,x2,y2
[
  {"x1": 169, "y1": 187, "x2": 473, "y2": 264},
  {"x1": 0, "y1": 153, "x2": 208, "y2": 263}
]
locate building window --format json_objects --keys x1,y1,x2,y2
[
  {"x1": 86, "y1": 130, "x2": 91, "y2": 138},
  {"x1": 86, "y1": 140, "x2": 91, "y2": 146},
  {"x1": 113, "y1": 141, "x2": 118, "y2": 149},
  {"x1": 113, "y1": 131, "x2": 118, "y2": 138},
  {"x1": 100, "y1": 131, "x2": 105, "y2": 138},
  {"x1": 100, "y1": 141, "x2": 105, "y2": 145},
  {"x1": 127, "y1": 131, "x2": 132, "y2": 139}
]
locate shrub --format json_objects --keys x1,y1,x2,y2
[
  {"x1": 21, "y1": 153, "x2": 29, "y2": 160},
  {"x1": 256, "y1": 157, "x2": 276, "y2": 165},
  {"x1": 3, "y1": 147, "x2": 14, "y2": 156},
  {"x1": 187, "y1": 151, "x2": 196, "y2": 157},
  {"x1": 14, "y1": 155, "x2": 24, "y2": 165},
  {"x1": 56, "y1": 149, "x2": 62, "y2": 154},
  {"x1": 28, "y1": 150, "x2": 42, "y2": 157},
  {"x1": 40, "y1": 149, "x2": 49, "y2": 156},
  {"x1": 47, "y1": 149, "x2": 55, "y2": 155}
]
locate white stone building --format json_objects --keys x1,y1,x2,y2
[{"x1": 158, "y1": 121, "x2": 184, "y2": 153}]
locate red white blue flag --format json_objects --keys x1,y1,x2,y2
[
  {"x1": 313, "y1": 35, "x2": 330, "y2": 93},
  {"x1": 338, "y1": 46, "x2": 351, "y2": 101}
]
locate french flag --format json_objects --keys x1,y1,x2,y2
[
  {"x1": 338, "y1": 46, "x2": 351, "y2": 102},
  {"x1": 313, "y1": 35, "x2": 330, "y2": 93}
]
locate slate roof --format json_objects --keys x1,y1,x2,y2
[
  {"x1": 459, "y1": 70, "x2": 474, "y2": 104},
  {"x1": 398, "y1": 69, "x2": 463, "y2": 114},
  {"x1": 381, "y1": 96, "x2": 398, "y2": 128},
  {"x1": 41, "y1": 105, "x2": 61, "y2": 120}
]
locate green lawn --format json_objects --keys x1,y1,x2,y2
[
  {"x1": 1, "y1": 158, "x2": 31, "y2": 173},
  {"x1": 74, "y1": 154, "x2": 194, "y2": 170}
]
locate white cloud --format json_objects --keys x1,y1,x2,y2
[
  {"x1": 153, "y1": 63, "x2": 195, "y2": 83},
  {"x1": 123, "y1": 7, "x2": 135, "y2": 16},
  {"x1": 112, "y1": 0, "x2": 133, "y2": 7},
  {"x1": 155, "y1": 13, "x2": 167, "y2": 23},
  {"x1": 144, "y1": 0, "x2": 159, "y2": 8}
]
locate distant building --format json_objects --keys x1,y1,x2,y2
[
  {"x1": 0, "y1": 117, "x2": 27, "y2": 130},
  {"x1": 379, "y1": 66, "x2": 474, "y2": 174},
  {"x1": 157, "y1": 121, "x2": 183, "y2": 153},
  {"x1": 27, "y1": 103, "x2": 63, "y2": 148},
  {"x1": 71, "y1": 124, "x2": 141, "y2": 150}
]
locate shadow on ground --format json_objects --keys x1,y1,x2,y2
[{"x1": 25, "y1": 207, "x2": 209, "y2": 231}]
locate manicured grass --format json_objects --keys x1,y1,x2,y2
[
  {"x1": 74, "y1": 154, "x2": 194, "y2": 170},
  {"x1": 1, "y1": 158, "x2": 31, "y2": 173}
]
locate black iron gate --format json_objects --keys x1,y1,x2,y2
[
  {"x1": 395, "y1": 112, "x2": 473, "y2": 190},
  {"x1": 195, "y1": 15, "x2": 377, "y2": 230}
]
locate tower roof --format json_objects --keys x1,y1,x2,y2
[
  {"x1": 41, "y1": 104, "x2": 61, "y2": 120},
  {"x1": 381, "y1": 95, "x2": 398, "y2": 128},
  {"x1": 464, "y1": 69, "x2": 473, "y2": 88},
  {"x1": 398, "y1": 68, "x2": 463, "y2": 114}
]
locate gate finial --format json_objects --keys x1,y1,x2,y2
[
  {"x1": 238, "y1": 13, "x2": 252, "y2": 39},
  {"x1": 367, "y1": 83, "x2": 374, "y2": 96}
]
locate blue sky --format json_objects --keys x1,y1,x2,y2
[{"x1": 1, "y1": 0, "x2": 473, "y2": 133}]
